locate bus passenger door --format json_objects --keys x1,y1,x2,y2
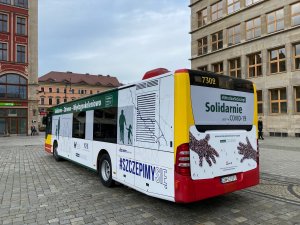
[
  {"x1": 116, "y1": 87, "x2": 135, "y2": 187},
  {"x1": 60, "y1": 113, "x2": 72, "y2": 158},
  {"x1": 71, "y1": 111, "x2": 93, "y2": 168}
]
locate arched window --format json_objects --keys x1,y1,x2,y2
[{"x1": 0, "y1": 74, "x2": 27, "y2": 99}]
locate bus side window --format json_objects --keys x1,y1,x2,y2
[
  {"x1": 93, "y1": 107, "x2": 117, "y2": 143},
  {"x1": 72, "y1": 111, "x2": 86, "y2": 139}
]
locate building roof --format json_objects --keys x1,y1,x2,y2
[{"x1": 39, "y1": 71, "x2": 121, "y2": 87}]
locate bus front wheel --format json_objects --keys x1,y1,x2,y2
[{"x1": 98, "y1": 154, "x2": 114, "y2": 187}]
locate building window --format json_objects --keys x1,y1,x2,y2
[
  {"x1": 198, "y1": 65, "x2": 208, "y2": 71},
  {"x1": 197, "y1": 8, "x2": 207, "y2": 27},
  {"x1": 211, "y1": 31, "x2": 223, "y2": 51},
  {"x1": 228, "y1": 24, "x2": 240, "y2": 46},
  {"x1": 16, "y1": 17, "x2": 26, "y2": 35},
  {"x1": 49, "y1": 98, "x2": 52, "y2": 105},
  {"x1": 56, "y1": 98, "x2": 60, "y2": 105},
  {"x1": 267, "y1": 8, "x2": 284, "y2": 33},
  {"x1": 78, "y1": 89, "x2": 81, "y2": 94},
  {"x1": 16, "y1": 45, "x2": 26, "y2": 63},
  {"x1": 294, "y1": 43, "x2": 300, "y2": 70},
  {"x1": 269, "y1": 47, "x2": 286, "y2": 74},
  {"x1": 0, "y1": 74, "x2": 27, "y2": 99},
  {"x1": 0, "y1": 43, "x2": 8, "y2": 61},
  {"x1": 198, "y1": 37, "x2": 208, "y2": 55},
  {"x1": 228, "y1": 0, "x2": 240, "y2": 14},
  {"x1": 14, "y1": 0, "x2": 28, "y2": 8},
  {"x1": 41, "y1": 87, "x2": 44, "y2": 92},
  {"x1": 0, "y1": 13, "x2": 8, "y2": 32},
  {"x1": 295, "y1": 86, "x2": 300, "y2": 113},
  {"x1": 212, "y1": 62, "x2": 223, "y2": 74},
  {"x1": 246, "y1": 17, "x2": 261, "y2": 40},
  {"x1": 291, "y1": 2, "x2": 300, "y2": 26},
  {"x1": 90, "y1": 90, "x2": 93, "y2": 94},
  {"x1": 257, "y1": 90, "x2": 263, "y2": 114},
  {"x1": 40, "y1": 98, "x2": 44, "y2": 105},
  {"x1": 64, "y1": 98, "x2": 67, "y2": 103},
  {"x1": 49, "y1": 88, "x2": 52, "y2": 93},
  {"x1": 229, "y1": 58, "x2": 241, "y2": 78},
  {"x1": 0, "y1": 0, "x2": 12, "y2": 4},
  {"x1": 270, "y1": 88, "x2": 287, "y2": 114},
  {"x1": 211, "y1": 1, "x2": 223, "y2": 21},
  {"x1": 93, "y1": 108, "x2": 117, "y2": 143},
  {"x1": 246, "y1": 0, "x2": 261, "y2": 6},
  {"x1": 248, "y1": 52, "x2": 262, "y2": 77},
  {"x1": 56, "y1": 88, "x2": 59, "y2": 93}
]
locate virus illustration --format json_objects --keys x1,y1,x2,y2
[
  {"x1": 189, "y1": 133, "x2": 219, "y2": 167},
  {"x1": 237, "y1": 137, "x2": 257, "y2": 162}
]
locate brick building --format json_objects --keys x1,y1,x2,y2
[
  {"x1": 38, "y1": 71, "x2": 121, "y2": 115},
  {"x1": 190, "y1": 0, "x2": 300, "y2": 137},
  {"x1": 0, "y1": 0, "x2": 38, "y2": 136}
]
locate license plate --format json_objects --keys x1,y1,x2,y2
[{"x1": 221, "y1": 175, "x2": 237, "y2": 184}]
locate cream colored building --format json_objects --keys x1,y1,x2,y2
[{"x1": 190, "y1": 0, "x2": 300, "y2": 137}]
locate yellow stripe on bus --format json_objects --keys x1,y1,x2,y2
[{"x1": 174, "y1": 71, "x2": 195, "y2": 160}]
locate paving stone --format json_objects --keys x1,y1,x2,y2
[{"x1": 0, "y1": 136, "x2": 299, "y2": 225}]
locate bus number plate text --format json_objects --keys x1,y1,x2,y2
[{"x1": 221, "y1": 174, "x2": 237, "y2": 184}]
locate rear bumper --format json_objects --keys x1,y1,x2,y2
[{"x1": 174, "y1": 168, "x2": 259, "y2": 203}]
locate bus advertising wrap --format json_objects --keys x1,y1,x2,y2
[
  {"x1": 189, "y1": 126, "x2": 257, "y2": 180},
  {"x1": 191, "y1": 86, "x2": 254, "y2": 126}
]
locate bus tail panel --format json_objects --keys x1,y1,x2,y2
[
  {"x1": 174, "y1": 167, "x2": 259, "y2": 203},
  {"x1": 189, "y1": 126, "x2": 258, "y2": 180}
]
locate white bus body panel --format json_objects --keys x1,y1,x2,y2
[
  {"x1": 133, "y1": 75, "x2": 175, "y2": 199},
  {"x1": 116, "y1": 86, "x2": 136, "y2": 186}
]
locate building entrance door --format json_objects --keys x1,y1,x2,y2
[
  {"x1": 9, "y1": 118, "x2": 18, "y2": 134},
  {"x1": 0, "y1": 118, "x2": 6, "y2": 135}
]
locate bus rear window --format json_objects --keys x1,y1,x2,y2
[{"x1": 189, "y1": 70, "x2": 254, "y2": 93}]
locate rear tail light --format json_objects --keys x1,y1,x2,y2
[{"x1": 175, "y1": 143, "x2": 191, "y2": 176}]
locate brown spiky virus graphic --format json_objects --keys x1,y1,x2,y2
[
  {"x1": 237, "y1": 137, "x2": 257, "y2": 162},
  {"x1": 190, "y1": 133, "x2": 219, "y2": 167}
]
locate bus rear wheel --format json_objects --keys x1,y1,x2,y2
[
  {"x1": 53, "y1": 144, "x2": 61, "y2": 161},
  {"x1": 98, "y1": 154, "x2": 114, "y2": 187}
]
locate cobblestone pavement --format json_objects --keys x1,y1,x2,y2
[{"x1": 0, "y1": 136, "x2": 299, "y2": 225}]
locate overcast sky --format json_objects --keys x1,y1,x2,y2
[{"x1": 38, "y1": 0, "x2": 191, "y2": 84}]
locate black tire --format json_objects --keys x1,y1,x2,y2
[
  {"x1": 98, "y1": 154, "x2": 114, "y2": 187},
  {"x1": 53, "y1": 143, "x2": 61, "y2": 161}
]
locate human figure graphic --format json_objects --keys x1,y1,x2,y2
[
  {"x1": 126, "y1": 124, "x2": 133, "y2": 145},
  {"x1": 258, "y1": 118, "x2": 264, "y2": 140},
  {"x1": 119, "y1": 110, "x2": 126, "y2": 144}
]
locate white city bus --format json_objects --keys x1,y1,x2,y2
[{"x1": 44, "y1": 68, "x2": 259, "y2": 203}]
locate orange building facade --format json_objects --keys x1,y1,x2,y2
[{"x1": 38, "y1": 71, "x2": 121, "y2": 118}]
